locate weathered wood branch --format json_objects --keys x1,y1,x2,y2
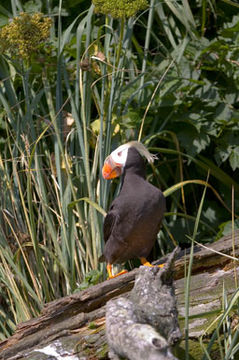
[
  {"x1": 106, "y1": 248, "x2": 181, "y2": 360},
  {"x1": 0, "y1": 231, "x2": 238, "y2": 359}
]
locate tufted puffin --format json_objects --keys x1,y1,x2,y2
[{"x1": 100, "y1": 141, "x2": 166, "y2": 278}]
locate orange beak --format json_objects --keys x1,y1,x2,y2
[{"x1": 102, "y1": 156, "x2": 123, "y2": 179}]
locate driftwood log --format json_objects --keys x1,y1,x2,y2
[
  {"x1": 106, "y1": 248, "x2": 181, "y2": 360},
  {"x1": 0, "y1": 231, "x2": 239, "y2": 359}
]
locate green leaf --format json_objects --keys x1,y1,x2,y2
[
  {"x1": 215, "y1": 219, "x2": 239, "y2": 240},
  {"x1": 68, "y1": 197, "x2": 107, "y2": 217},
  {"x1": 0, "y1": 15, "x2": 8, "y2": 26},
  {"x1": 23, "y1": 0, "x2": 42, "y2": 12},
  {"x1": 229, "y1": 146, "x2": 239, "y2": 171},
  {"x1": 76, "y1": 270, "x2": 103, "y2": 291},
  {"x1": 177, "y1": 126, "x2": 210, "y2": 157}
]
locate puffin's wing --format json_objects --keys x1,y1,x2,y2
[
  {"x1": 98, "y1": 205, "x2": 119, "y2": 263},
  {"x1": 103, "y1": 207, "x2": 117, "y2": 243}
]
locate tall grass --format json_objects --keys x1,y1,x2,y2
[
  {"x1": 184, "y1": 172, "x2": 209, "y2": 360},
  {"x1": 0, "y1": 0, "x2": 238, "y2": 345},
  {"x1": 199, "y1": 286, "x2": 239, "y2": 360},
  {"x1": 0, "y1": 0, "x2": 167, "y2": 335}
]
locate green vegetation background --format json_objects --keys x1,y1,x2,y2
[{"x1": 0, "y1": 0, "x2": 238, "y2": 354}]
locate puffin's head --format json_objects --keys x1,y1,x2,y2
[{"x1": 102, "y1": 141, "x2": 157, "y2": 180}]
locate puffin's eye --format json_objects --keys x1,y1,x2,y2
[{"x1": 118, "y1": 151, "x2": 122, "y2": 157}]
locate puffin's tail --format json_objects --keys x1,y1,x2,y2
[{"x1": 98, "y1": 254, "x2": 105, "y2": 262}]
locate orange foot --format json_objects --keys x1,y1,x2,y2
[
  {"x1": 107, "y1": 264, "x2": 128, "y2": 279},
  {"x1": 140, "y1": 257, "x2": 164, "y2": 268}
]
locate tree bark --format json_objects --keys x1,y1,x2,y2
[
  {"x1": 106, "y1": 248, "x2": 181, "y2": 360},
  {"x1": 0, "y1": 231, "x2": 238, "y2": 360}
]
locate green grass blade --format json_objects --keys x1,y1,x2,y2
[{"x1": 184, "y1": 172, "x2": 209, "y2": 359}]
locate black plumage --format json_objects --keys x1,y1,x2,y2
[{"x1": 101, "y1": 147, "x2": 166, "y2": 266}]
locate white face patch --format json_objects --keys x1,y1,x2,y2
[
  {"x1": 108, "y1": 141, "x2": 157, "y2": 168},
  {"x1": 111, "y1": 144, "x2": 130, "y2": 166}
]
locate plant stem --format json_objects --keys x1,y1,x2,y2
[{"x1": 116, "y1": 17, "x2": 125, "y2": 68}]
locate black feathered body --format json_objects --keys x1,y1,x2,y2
[{"x1": 102, "y1": 147, "x2": 166, "y2": 265}]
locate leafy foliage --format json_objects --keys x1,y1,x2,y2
[
  {"x1": 76, "y1": 269, "x2": 103, "y2": 291},
  {"x1": 0, "y1": 12, "x2": 52, "y2": 60},
  {"x1": 0, "y1": 1, "x2": 238, "y2": 350},
  {"x1": 92, "y1": 0, "x2": 148, "y2": 18}
]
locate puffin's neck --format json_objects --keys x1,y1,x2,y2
[
  {"x1": 120, "y1": 165, "x2": 146, "y2": 190},
  {"x1": 119, "y1": 147, "x2": 146, "y2": 190},
  {"x1": 124, "y1": 165, "x2": 146, "y2": 179}
]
